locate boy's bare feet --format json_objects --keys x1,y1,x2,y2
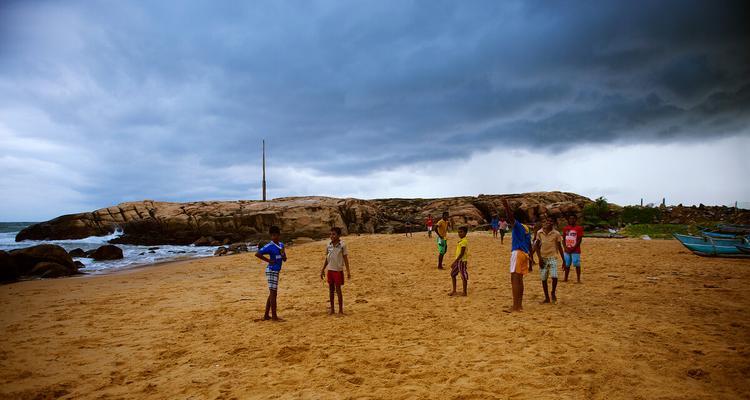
[
  {"x1": 271, "y1": 316, "x2": 284, "y2": 322},
  {"x1": 329, "y1": 309, "x2": 335, "y2": 315},
  {"x1": 461, "y1": 292, "x2": 467, "y2": 296},
  {"x1": 262, "y1": 315, "x2": 271, "y2": 321},
  {"x1": 448, "y1": 291, "x2": 456, "y2": 296}
]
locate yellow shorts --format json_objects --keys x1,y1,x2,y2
[{"x1": 510, "y1": 250, "x2": 529, "y2": 275}]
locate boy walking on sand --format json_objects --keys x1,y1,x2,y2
[
  {"x1": 426, "y1": 215, "x2": 434, "y2": 238},
  {"x1": 490, "y1": 215, "x2": 499, "y2": 239},
  {"x1": 563, "y1": 215, "x2": 584, "y2": 283},
  {"x1": 254, "y1": 226, "x2": 287, "y2": 321},
  {"x1": 436, "y1": 211, "x2": 449, "y2": 269},
  {"x1": 502, "y1": 199, "x2": 534, "y2": 312},
  {"x1": 449, "y1": 226, "x2": 469, "y2": 296},
  {"x1": 320, "y1": 227, "x2": 351, "y2": 315},
  {"x1": 536, "y1": 217, "x2": 566, "y2": 304}
]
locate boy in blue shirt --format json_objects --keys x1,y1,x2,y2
[
  {"x1": 502, "y1": 199, "x2": 535, "y2": 313},
  {"x1": 254, "y1": 226, "x2": 287, "y2": 321}
]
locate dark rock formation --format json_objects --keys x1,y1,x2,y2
[
  {"x1": 1, "y1": 244, "x2": 80, "y2": 282},
  {"x1": 0, "y1": 250, "x2": 19, "y2": 282},
  {"x1": 228, "y1": 243, "x2": 249, "y2": 253},
  {"x1": 90, "y1": 245, "x2": 124, "y2": 261},
  {"x1": 658, "y1": 205, "x2": 750, "y2": 225},
  {"x1": 16, "y1": 192, "x2": 593, "y2": 245},
  {"x1": 69, "y1": 248, "x2": 86, "y2": 257},
  {"x1": 31, "y1": 262, "x2": 71, "y2": 278}
]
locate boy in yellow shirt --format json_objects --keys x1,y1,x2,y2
[
  {"x1": 436, "y1": 211, "x2": 449, "y2": 269},
  {"x1": 449, "y1": 226, "x2": 469, "y2": 296}
]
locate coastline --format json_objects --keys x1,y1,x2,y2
[{"x1": 1, "y1": 233, "x2": 749, "y2": 399}]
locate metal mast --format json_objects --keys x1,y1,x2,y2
[{"x1": 262, "y1": 139, "x2": 267, "y2": 201}]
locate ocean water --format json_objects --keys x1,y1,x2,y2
[{"x1": 0, "y1": 222, "x2": 222, "y2": 274}]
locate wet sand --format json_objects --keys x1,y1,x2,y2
[{"x1": 1, "y1": 233, "x2": 749, "y2": 399}]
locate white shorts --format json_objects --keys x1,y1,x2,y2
[{"x1": 428, "y1": 226, "x2": 433, "y2": 232}]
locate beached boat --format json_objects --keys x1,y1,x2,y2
[
  {"x1": 714, "y1": 224, "x2": 750, "y2": 234},
  {"x1": 673, "y1": 234, "x2": 750, "y2": 257},
  {"x1": 700, "y1": 230, "x2": 747, "y2": 239}
]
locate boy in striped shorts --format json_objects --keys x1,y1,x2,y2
[
  {"x1": 254, "y1": 226, "x2": 287, "y2": 321},
  {"x1": 449, "y1": 226, "x2": 469, "y2": 296}
]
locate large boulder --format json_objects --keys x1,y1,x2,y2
[
  {"x1": 192, "y1": 236, "x2": 215, "y2": 246},
  {"x1": 68, "y1": 248, "x2": 86, "y2": 257},
  {"x1": 90, "y1": 245, "x2": 124, "y2": 261},
  {"x1": 3, "y1": 245, "x2": 80, "y2": 281},
  {"x1": 15, "y1": 192, "x2": 596, "y2": 244},
  {"x1": 228, "y1": 243, "x2": 249, "y2": 253},
  {"x1": 0, "y1": 250, "x2": 20, "y2": 282},
  {"x1": 31, "y1": 262, "x2": 71, "y2": 278},
  {"x1": 9, "y1": 244, "x2": 77, "y2": 275}
]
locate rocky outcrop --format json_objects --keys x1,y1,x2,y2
[
  {"x1": 15, "y1": 192, "x2": 592, "y2": 245},
  {"x1": 658, "y1": 205, "x2": 750, "y2": 225},
  {"x1": 89, "y1": 245, "x2": 124, "y2": 261},
  {"x1": 1, "y1": 245, "x2": 81, "y2": 282},
  {"x1": 69, "y1": 248, "x2": 86, "y2": 257}
]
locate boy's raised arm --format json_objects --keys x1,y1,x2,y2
[{"x1": 502, "y1": 199, "x2": 515, "y2": 225}]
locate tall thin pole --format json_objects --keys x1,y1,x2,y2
[{"x1": 262, "y1": 139, "x2": 267, "y2": 201}]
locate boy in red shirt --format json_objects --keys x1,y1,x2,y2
[{"x1": 562, "y1": 215, "x2": 584, "y2": 283}]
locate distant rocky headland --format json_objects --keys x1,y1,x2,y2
[
  {"x1": 16, "y1": 192, "x2": 589, "y2": 245},
  {"x1": 16, "y1": 192, "x2": 749, "y2": 246}
]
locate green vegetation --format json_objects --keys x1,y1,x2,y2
[
  {"x1": 582, "y1": 197, "x2": 618, "y2": 229},
  {"x1": 619, "y1": 224, "x2": 690, "y2": 239},
  {"x1": 621, "y1": 206, "x2": 661, "y2": 224}
]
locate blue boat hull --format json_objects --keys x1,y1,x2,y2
[
  {"x1": 673, "y1": 234, "x2": 750, "y2": 257},
  {"x1": 701, "y1": 230, "x2": 741, "y2": 239}
]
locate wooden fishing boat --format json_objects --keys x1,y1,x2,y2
[
  {"x1": 673, "y1": 234, "x2": 750, "y2": 257},
  {"x1": 700, "y1": 230, "x2": 746, "y2": 239}
]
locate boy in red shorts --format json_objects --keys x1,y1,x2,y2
[{"x1": 320, "y1": 227, "x2": 351, "y2": 315}]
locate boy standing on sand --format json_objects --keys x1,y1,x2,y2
[
  {"x1": 449, "y1": 226, "x2": 469, "y2": 296},
  {"x1": 563, "y1": 215, "x2": 584, "y2": 283},
  {"x1": 499, "y1": 218, "x2": 508, "y2": 244},
  {"x1": 436, "y1": 211, "x2": 449, "y2": 269},
  {"x1": 490, "y1": 215, "x2": 499, "y2": 239},
  {"x1": 536, "y1": 217, "x2": 566, "y2": 304},
  {"x1": 320, "y1": 227, "x2": 351, "y2": 315},
  {"x1": 502, "y1": 199, "x2": 534, "y2": 312},
  {"x1": 426, "y1": 215, "x2": 434, "y2": 238},
  {"x1": 254, "y1": 226, "x2": 287, "y2": 321}
]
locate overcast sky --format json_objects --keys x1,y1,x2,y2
[{"x1": 1, "y1": 0, "x2": 749, "y2": 221}]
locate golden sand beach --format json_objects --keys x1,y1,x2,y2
[{"x1": 1, "y1": 233, "x2": 749, "y2": 399}]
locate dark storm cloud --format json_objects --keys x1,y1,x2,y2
[{"x1": 0, "y1": 0, "x2": 748, "y2": 216}]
